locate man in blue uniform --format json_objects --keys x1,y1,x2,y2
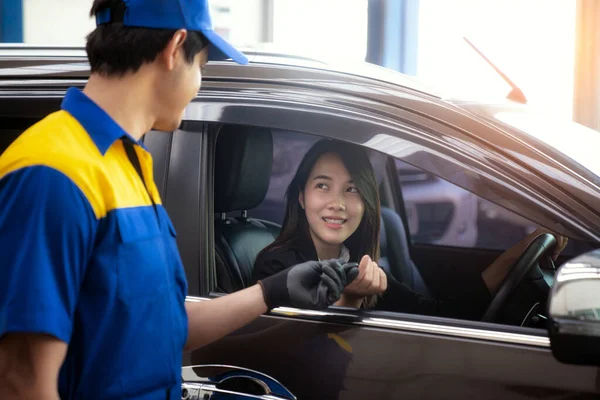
[{"x1": 0, "y1": 1, "x2": 358, "y2": 399}]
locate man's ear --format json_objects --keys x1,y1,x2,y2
[
  {"x1": 299, "y1": 191, "x2": 305, "y2": 210},
  {"x1": 162, "y1": 29, "x2": 188, "y2": 71}
]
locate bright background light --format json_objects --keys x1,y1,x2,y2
[
  {"x1": 19, "y1": 0, "x2": 577, "y2": 119},
  {"x1": 417, "y1": 0, "x2": 576, "y2": 119}
]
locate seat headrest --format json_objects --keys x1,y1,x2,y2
[{"x1": 214, "y1": 125, "x2": 273, "y2": 213}]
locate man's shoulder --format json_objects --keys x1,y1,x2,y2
[
  {"x1": 0, "y1": 111, "x2": 113, "y2": 218},
  {"x1": 1, "y1": 110, "x2": 100, "y2": 167}
]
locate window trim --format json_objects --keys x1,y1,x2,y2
[{"x1": 186, "y1": 296, "x2": 550, "y2": 347}]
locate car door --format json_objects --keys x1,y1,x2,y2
[
  {"x1": 159, "y1": 84, "x2": 600, "y2": 399},
  {"x1": 188, "y1": 124, "x2": 599, "y2": 400}
]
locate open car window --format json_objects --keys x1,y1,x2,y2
[{"x1": 212, "y1": 123, "x2": 599, "y2": 330}]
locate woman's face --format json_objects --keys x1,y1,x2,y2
[{"x1": 299, "y1": 152, "x2": 365, "y2": 251}]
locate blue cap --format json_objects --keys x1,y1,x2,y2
[{"x1": 95, "y1": 0, "x2": 248, "y2": 65}]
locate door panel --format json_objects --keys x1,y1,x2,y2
[
  {"x1": 162, "y1": 128, "x2": 206, "y2": 296},
  {"x1": 189, "y1": 307, "x2": 600, "y2": 399},
  {"x1": 143, "y1": 130, "x2": 172, "y2": 200}
]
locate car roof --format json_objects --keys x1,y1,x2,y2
[
  {"x1": 0, "y1": 44, "x2": 439, "y2": 91},
  {"x1": 2, "y1": 44, "x2": 600, "y2": 240}
]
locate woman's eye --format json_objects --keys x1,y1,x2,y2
[
  {"x1": 316, "y1": 183, "x2": 329, "y2": 190},
  {"x1": 347, "y1": 186, "x2": 359, "y2": 193}
]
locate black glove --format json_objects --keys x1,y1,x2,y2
[{"x1": 258, "y1": 259, "x2": 359, "y2": 310}]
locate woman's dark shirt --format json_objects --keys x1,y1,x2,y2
[
  {"x1": 252, "y1": 236, "x2": 492, "y2": 320},
  {"x1": 252, "y1": 236, "x2": 355, "y2": 399}
]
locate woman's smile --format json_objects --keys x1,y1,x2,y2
[{"x1": 322, "y1": 216, "x2": 347, "y2": 230}]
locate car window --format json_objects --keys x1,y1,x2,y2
[
  {"x1": 249, "y1": 130, "x2": 549, "y2": 254},
  {"x1": 396, "y1": 158, "x2": 540, "y2": 250},
  {"x1": 213, "y1": 123, "x2": 596, "y2": 330}
]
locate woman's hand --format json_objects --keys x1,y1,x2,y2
[
  {"x1": 334, "y1": 255, "x2": 387, "y2": 308},
  {"x1": 505, "y1": 228, "x2": 569, "y2": 267},
  {"x1": 482, "y1": 227, "x2": 569, "y2": 294},
  {"x1": 539, "y1": 228, "x2": 568, "y2": 260}
]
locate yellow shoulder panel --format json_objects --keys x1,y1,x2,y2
[{"x1": 0, "y1": 111, "x2": 159, "y2": 219}]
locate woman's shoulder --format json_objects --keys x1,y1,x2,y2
[
  {"x1": 252, "y1": 244, "x2": 308, "y2": 282},
  {"x1": 255, "y1": 244, "x2": 305, "y2": 268}
]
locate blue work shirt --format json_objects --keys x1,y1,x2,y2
[{"x1": 0, "y1": 87, "x2": 188, "y2": 399}]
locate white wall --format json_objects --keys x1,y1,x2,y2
[
  {"x1": 210, "y1": 0, "x2": 263, "y2": 47},
  {"x1": 22, "y1": 0, "x2": 263, "y2": 47},
  {"x1": 21, "y1": 0, "x2": 578, "y2": 123},
  {"x1": 24, "y1": 0, "x2": 96, "y2": 45},
  {"x1": 20, "y1": 0, "x2": 367, "y2": 63},
  {"x1": 271, "y1": 0, "x2": 368, "y2": 63},
  {"x1": 417, "y1": 0, "x2": 576, "y2": 120}
]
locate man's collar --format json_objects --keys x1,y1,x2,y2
[{"x1": 60, "y1": 87, "x2": 145, "y2": 155}]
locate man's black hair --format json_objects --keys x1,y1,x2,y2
[{"x1": 87, "y1": 0, "x2": 207, "y2": 76}]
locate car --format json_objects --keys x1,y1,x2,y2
[{"x1": 2, "y1": 44, "x2": 600, "y2": 399}]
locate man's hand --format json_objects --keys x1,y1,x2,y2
[
  {"x1": 336, "y1": 255, "x2": 388, "y2": 308},
  {"x1": 185, "y1": 261, "x2": 359, "y2": 352},
  {"x1": 258, "y1": 259, "x2": 359, "y2": 310}
]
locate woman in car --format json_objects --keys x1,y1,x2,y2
[{"x1": 252, "y1": 138, "x2": 568, "y2": 318}]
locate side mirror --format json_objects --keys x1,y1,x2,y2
[{"x1": 548, "y1": 249, "x2": 600, "y2": 366}]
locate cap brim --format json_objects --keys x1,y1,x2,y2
[{"x1": 201, "y1": 29, "x2": 248, "y2": 65}]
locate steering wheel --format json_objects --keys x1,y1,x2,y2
[{"x1": 481, "y1": 233, "x2": 557, "y2": 322}]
